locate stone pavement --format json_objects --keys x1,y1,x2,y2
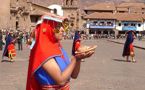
[
  {"x1": 108, "y1": 39, "x2": 145, "y2": 50},
  {"x1": 0, "y1": 40, "x2": 145, "y2": 90}
]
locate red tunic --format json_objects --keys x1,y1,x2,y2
[{"x1": 7, "y1": 43, "x2": 16, "y2": 58}]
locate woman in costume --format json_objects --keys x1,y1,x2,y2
[
  {"x1": 122, "y1": 30, "x2": 136, "y2": 63},
  {"x1": 26, "y1": 14, "x2": 96, "y2": 90},
  {"x1": 2, "y1": 32, "x2": 16, "y2": 62}
]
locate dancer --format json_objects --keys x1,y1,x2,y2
[
  {"x1": 2, "y1": 32, "x2": 16, "y2": 62},
  {"x1": 26, "y1": 14, "x2": 96, "y2": 90},
  {"x1": 122, "y1": 30, "x2": 136, "y2": 63}
]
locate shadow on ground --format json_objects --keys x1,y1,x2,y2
[
  {"x1": 113, "y1": 59, "x2": 130, "y2": 62},
  {"x1": 1, "y1": 60, "x2": 14, "y2": 63}
]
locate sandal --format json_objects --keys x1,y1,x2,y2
[{"x1": 132, "y1": 59, "x2": 136, "y2": 63}]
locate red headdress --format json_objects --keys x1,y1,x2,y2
[{"x1": 26, "y1": 14, "x2": 65, "y2": 90}]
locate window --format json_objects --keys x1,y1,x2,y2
[
  {"x1": 131, "y1": 23, "x2": 136, "y2": 26},
  {"x1": 94, "y1": 21, "x2": 98, "y2": 25},
  {"x1": 16, "y1": 21, "x2": 19, "y2": 30},
  {"x1": 71, "y1": 0, "x2": 73, "y2": 5},
  {"x1": 71, "y1": 23, "x2": 74, "y2": 27},
  {"x1": 118, "y1": 23, "x2": 121, "y2": 26},
  {"x1": 99, "y1": 22, "x2": 104, "y2": 26},
  {"x1": 107, "y1": 22, "x2": 113, "y2": 26},
  {"x1": 124, "y1": 23, "x2": 128, "y2": 26},
  {"x1": 30, "y1": 15, "x2": 41, "y2": 23},
  {"x1": 66, "y1": 0, "x2": 69, "y2": 5},
  {"x1": 96, "y1": 23, "x2": 98, "y2": 25},
  {"x1": 138, "y1": 24, "x2": 141, "y2": 27},
  {"x1": 94, "y1": 21, "x2": 98, "y2": 23},
  {"x1": 53, "y1": 9, "x2": 57, "y2": 14}
]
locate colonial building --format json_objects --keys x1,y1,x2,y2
[
  {"x1": 82, "y1": 2, "x2": 145, "y2": 37},
  {"x1": 10, "y1": 0, "x2": 31, "y2": 31},
  {"x1": 84, "y1": 12, "x2": 116, "y2": 35},
  {"x1": 0, "y1": 0, "x2": 80, "y2": 32},
  {"x1": 115, "y1": 13, "x2": 143, "y2": 32}
]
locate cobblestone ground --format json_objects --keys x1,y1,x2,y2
[{"x1": 0, "y1": 40, "x2": 145, "y2": 90}]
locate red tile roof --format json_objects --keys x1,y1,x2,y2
[
  {"x1": 117, "y1": 2, "x2": 145, "y2": 8},
  {"x1": 83, "y1": 12, "x2": 116, "y2": 19},
  {"x1": 115, "y1": 13, "x2": 142, "y2": 21},
  {"x1": 83, "y1": 12, "x2": 144, "y2": 21},
  {"x1": 84, "y1": 2, "x2": 116, "y2": 11}
]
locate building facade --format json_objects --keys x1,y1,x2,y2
[
  {"x1": 82, "y1": 2, "x2": 145, "y2": 37},
  {"x1": 0, "y1": 0, "x2": 10, "y2": 30},
  {"x1": 10, "y1": 0, "x2": 31, "y2": 31},
  {"x1": 0, "y1": 0, "x2": 80, "y2": 32}
]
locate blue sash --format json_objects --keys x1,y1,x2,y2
[{"x1": 35, "y1": 48, "x2": 70, "y2": 85}]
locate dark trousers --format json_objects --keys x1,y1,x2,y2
[
  {"x1": 0, "y1": 46, "x2": 2, "y2": 50},
  {"x1": 18, "y1": 43, "x2": 23, "y2": 50}
]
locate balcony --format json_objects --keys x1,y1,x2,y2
[
  {"x1": 89, "y1": 25, "x2": 115, "y2": 29},
  {"x1": 89, "y1": 22, "x2": 115, "y2": 29},
  {"x1": 122, "y1": 26, "x2": 137, "y2": 31}
]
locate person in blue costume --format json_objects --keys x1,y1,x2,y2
[
  {"x1": 122, "y1": 30, "x2": 136, "y2": 63},
  {"x1": 2, "y1": 31, "x2": 16, "y2": 62},
  {"x1": 72, "y1": 31, "x2": 81, "y2": 56},
  {"x1": 26, "y1": 13, "x2": 95, "y2": 90}
]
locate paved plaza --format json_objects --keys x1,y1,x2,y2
[{"x1": 0, "y1": 39, "x2": 145, "y2": 90}]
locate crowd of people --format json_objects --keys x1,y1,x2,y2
[{"x1": 0, "y1": 25, "x2": 139, "y2": 63}]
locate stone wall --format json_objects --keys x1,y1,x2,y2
[{"x1": 0, "y1": 0, "x2": 10, "y2": 29}]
